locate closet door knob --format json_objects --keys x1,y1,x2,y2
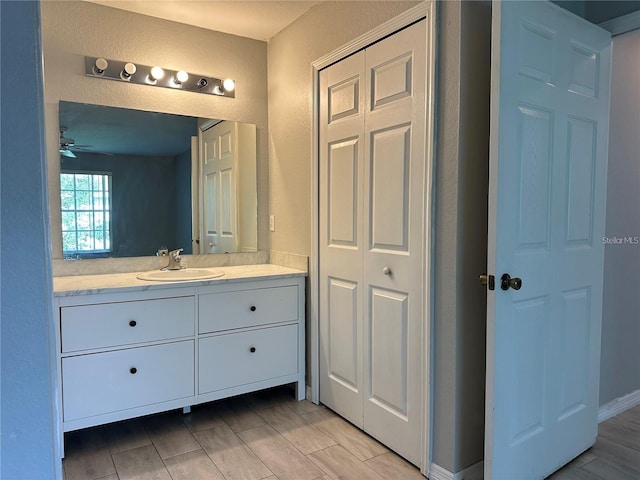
[
  {"x1": 250, "y1": 347, "x2": 256, "y2": 353},
  {"x1": 129, "y1": 320, "x2": 137, "y2": 327},
  {"x1": 382, "y1": 266, "x2": 392, "y2": 276},
  {"x1": 250, "y1": 306, "x2": 257, "y2": 312},
  {"x1": 130, "y1": 367, "x2": 137, "y2": 374}
]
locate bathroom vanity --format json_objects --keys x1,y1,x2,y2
[{"x1": 53, "y1": 264, "x2": 306, "y2": 456}]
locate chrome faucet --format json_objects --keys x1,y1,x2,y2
[{"x1": 163, "y1": 248, "x2": 185, "y2": 270}]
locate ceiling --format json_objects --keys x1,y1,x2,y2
[
  {"x1": 84, "y1": 0, "x2": 324, "y2": 41},
  {"x1": 59, "y1": 102, "x2": 199, "y2": 158}
]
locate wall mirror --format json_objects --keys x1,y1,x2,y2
[{"x1": 58, "y1": 101, "x2": 257, "y2": 259}]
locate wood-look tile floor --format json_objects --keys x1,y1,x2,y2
[
  {"x1": 63, "y1": 387, "x2": 640, "y2": 480},
  {"x1": 548, "y1": 403, "x2": 640, "y2": 480},
  {"x1": 62, "y1": 385, "x2": 422, "y2": 480}
]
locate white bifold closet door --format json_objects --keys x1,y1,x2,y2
[{"x1": 319, "y1": 19, "x2": 427, "y2": 466}]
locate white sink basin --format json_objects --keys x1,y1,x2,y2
[{"x1": 137, "y1": 268, "x2": 225, "y2": 282}]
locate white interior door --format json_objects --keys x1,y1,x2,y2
[
  {"x1": 200, "y1": 121, "x2": 238, "y2": 254},
  {"x1": 319, "y1": 20, "x2": 427, "y2": 466},
  {"x1": 486, "y1": 2, "x2": 611, "y2": 479}
]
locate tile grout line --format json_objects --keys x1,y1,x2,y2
[{"x1": 248, "y1": 404, "x2": 335, "y2": 479}]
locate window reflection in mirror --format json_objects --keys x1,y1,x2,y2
[
  {"x1": 60, "y1": 171, "x2": 112, "y2": 257},
  {"x1": 58, "y1": 101, "x2": 257, "y2": 259}
]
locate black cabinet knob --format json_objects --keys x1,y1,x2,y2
[
  {"x1": 130, "y1": 367, "x2": 137, "y2": 374},
  {"x1": 250, "y1": 347, "x2": 256, "y2": 353},
  {"x1": 129, "y1": 320, "x2": 137, "y2": 327},
  {"x1": 250, "y1": 306, "x2": 256, "y2": 312}
]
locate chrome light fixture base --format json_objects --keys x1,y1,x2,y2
[{"x1": 84, "y1": 57, "x2": 235, "y2": 98}]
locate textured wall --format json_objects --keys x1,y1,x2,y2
[
  {"x1": 454, "y1": 1, "x2": 491, "y2": 471},
  {"x1": 430, "y1": 1, "x2": 463, "y2": 471},
  {"x1": 430, "y1": 1, "x2": 491, "y2": 473},
  {"x1": 40, "y1": 1, "x2": 269, "y2": 261},
  {"x1": 267, "y1": 0, "x2": 419, "y2": 256},
  {"x1": 601, "y1": 29, "x2": 640, "y2": 405},
  {"x1": 0, "y1": 1, "x2": 59, "y2": 477}
]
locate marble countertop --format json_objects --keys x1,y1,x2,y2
[{"x1": 53, "y1": 264, "x2": 307, "y2": 297}]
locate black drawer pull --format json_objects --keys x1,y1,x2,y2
[
  {"x1": 129, "y1": 320, "x2": 137, "y2": 327},
  {"x1": 250, "y1": 347, "x2": 256, "y2": 353},
  {"x1": 130, "y1": 367, "x2": 137, "y2": 374},
  {"x1": 250, "y1": 306, "x2": 257, "y2": 312}
]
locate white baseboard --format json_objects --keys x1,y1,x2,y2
[
  {"x1": 429, "y1": 463, "x2": 454, "y2": 480},
  {"x1": 598, "y1": 389, "x2": 640, "y2": 423},
  {"x1": 429, "y1": 461, "x2": 483, "y2": 480}
]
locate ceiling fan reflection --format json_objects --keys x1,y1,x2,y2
[{"x1": 59, "y1": 126, "x2": 112, "y2": 158}]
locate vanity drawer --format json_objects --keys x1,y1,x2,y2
[
  {"x1": 61, "y1": 296, "x2": 195, "y2": 353},
  {"x1": 199, "y1": 285, "x2": 298, "y2": 333},
  {"x1": 199, "y1": 324, "x2": 298, "y2": 394},
  {"x1": 62, "y1": 340, "x2": 194, "y2": 421}
]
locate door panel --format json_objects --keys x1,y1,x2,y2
[
  {"x1": 486, "y1": 2, "x2": 611, "y2": 478},
  {"x1": 369, "y1": 125, "x2": 411, "y2": 251},
  {"x1": 369, "y1": 287, "x2": 409, "y2": 418},
  {"x1": 370, "y1": 53, "x2": 413, "y2": 108},
  {"x1": 319, "y1": 50, "x2": 366, "y2": 428},
  {"x1": 205, "y1": 170, "x2": 219, "y2": 241},
  {"x1": 565, "y1": 117, "x2": 596, "y2": 245},
  {"x1": 220, "y1": 167, "x2": 233, "y2": 236},
  {"x1": 328, "y1": 138, "x2": 359, "y2": 246},
  {"x1": 514, "y1": 105, "x2": 552, "y2": 249},
  {"x1": 327, "y1": 277, "x2": 359, "y2": 391},
  {"x1": 508, "y1": 296, "x2": 547, "y2": 444},
  {"x1": 558, "y1": 288, "x2": 591, "y2": 419}
]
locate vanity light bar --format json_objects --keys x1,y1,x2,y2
[{"x1": 84, "y1": 57, "x2": 235, "y2": 98}]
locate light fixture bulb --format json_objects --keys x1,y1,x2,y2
[
  {"x1": 150, "y1": 66, "x2": 165, "y2": 81},
  {"x1": 176, "y1": 70, "x2": 189, "y2": 83},
  {"x1": 121, "y1": 62, "x2": 136, "y2": 80},
  {"x1": 94, "y1": 58, "x2": 108, "y2": 75},
  {"x1": 222, "y1": 78, "x2": 235, "y2": 92}
]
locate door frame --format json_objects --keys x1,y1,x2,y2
[{"x1": 309, "y1": 1, "x2": 436, "y2": 473}]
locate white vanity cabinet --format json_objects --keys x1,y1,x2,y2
[{"x1": 53, "y1": 268, "x2": 306, "y2": 455}]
